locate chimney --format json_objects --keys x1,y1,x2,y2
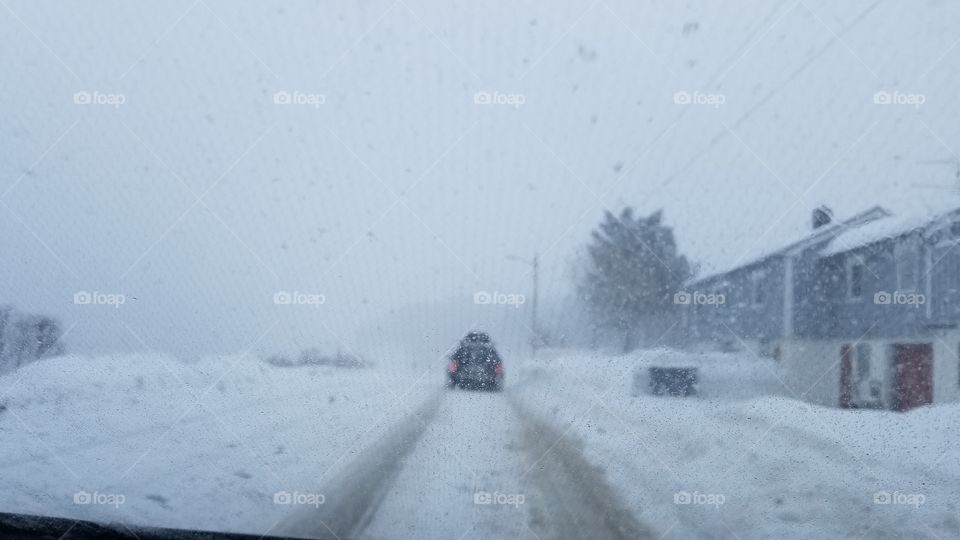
[{"x1": 812, "y1": 205, "x2": 833, "y2": 229}]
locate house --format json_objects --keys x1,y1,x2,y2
[{"x1": 681, "y1": 205, "x2": 960, "y2": 411}]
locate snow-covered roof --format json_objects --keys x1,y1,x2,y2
[
  {"x1": 822, "y1": 203, "x2": 960, "y2": 257},
  {"x1": 822, "y1": 214, "x2": 925, "y2": 256},
  {"x1": 688, "y1": 206, "x2": 889, "y2": 285}
]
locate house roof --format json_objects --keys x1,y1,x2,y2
[
  {"x1": 822, "y1": 203, "x2": 960, "y2": 257},
  {"x1": 687, "y1": 206, "x2": 889, "y2": 285}
]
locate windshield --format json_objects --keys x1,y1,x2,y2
[{"x1": 1, "y1": 1, "x2": 958, "y2": 539}]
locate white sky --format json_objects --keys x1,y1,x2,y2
[{"x1": 1, "y1": 0, "x2": 958, "y2": 360}]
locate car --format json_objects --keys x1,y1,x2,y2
[{"x1": 447, "y1": 331, "x2": 504, "y2": 391}]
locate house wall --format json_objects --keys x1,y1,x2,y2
[
  {"x1": 931, "y1": 328, "x2": 960, "y2": 404},
  {"x1": 780, "y1": 339, "x2": 844, "y2": 407},
  {"x1": 809, "y1": 237, "x2": 930, "y2": 340},
  {"x1": 684, "y1": 257, "x2": 786, "y2": 349},
  {"x1": 780, "y1": 333, "x2": 960, "y2": 409},
  {"x1": 929, "y1": 239, "x2": 960, "y2": 324}
]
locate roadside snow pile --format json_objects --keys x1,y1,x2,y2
[
  {"x1": 0, "y1": 353, "x2": 434, "y2": 536},
  {"x1": 522, "y1": 348, "x2": 786, "y2": 400},
  {"x1": 514, "y1": 349, "x2": 960, "y2": 539}
]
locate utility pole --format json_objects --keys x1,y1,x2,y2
[{"x1": 531, "y1": 253, "x2": 539, "y2": 358}]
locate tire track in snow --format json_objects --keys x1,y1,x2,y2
[
  {"x1": 511, "y1": 395, "x2": 657, "y2": 540},
  {"x1": 274, "y1": 390, "x2": 443, "y2": 539},
  {"x1": 277, "y1": 386, "x2": 656, "y2": 539}
]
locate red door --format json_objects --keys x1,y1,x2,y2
[
  {"x1": 893, "y1": 344, "x2": 933, "y2": 411},
  {"x1": 839, "y1": 344, "x2": 853, "y2": 408}
]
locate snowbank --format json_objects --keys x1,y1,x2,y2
[
  {"x1": 525, "y1": 347, "x2": 787, "y2": 401},
  {"x1": 514, "y1": 349, "x2": 960, "y2": 539},
  {"x1": 0, "y1": 353, "x2": 435, "y2": 535}
]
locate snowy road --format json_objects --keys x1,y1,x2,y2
[
  {"x1": 278, "y1": 388, "x2": 655, "y2": 540},
  {"x1": 6, "y1": 353, "x2": 957, "y2": 539}
]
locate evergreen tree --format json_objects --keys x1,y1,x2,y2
[{"x1": 579, "y1": 208, "x2": 690, "y2": 351}]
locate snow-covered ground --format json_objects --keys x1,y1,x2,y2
[
  {"x1": 0, "y1": 353, "x2": 437, "y2": 536},
  {"x1": 514, "y1": 349, "x2": 960, "y2": 539},
  {"x1": 2, "y1": 350, "x2": 958, "y2": 538}
]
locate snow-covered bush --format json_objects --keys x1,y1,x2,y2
[{"x1": 263, "y1": 348, "x2": 368, "y2": 368}]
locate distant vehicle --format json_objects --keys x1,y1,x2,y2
[{"x1": 447, "y1": 331, "x2": 504, "y2": 391}]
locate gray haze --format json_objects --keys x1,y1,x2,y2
[{"x1": 1, "y1": 0, "x2": 958, "y2": 361}]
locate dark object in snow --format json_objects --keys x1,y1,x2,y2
[
  {"x1": 812, "y1": 205, "x2": 833, "y2": 229},
  {"x1": 647, "y1": 367, "x2": 698, "y2": 397},
  {"x1": 0, "y1": 511, "x2": 303, "y2": 539}
]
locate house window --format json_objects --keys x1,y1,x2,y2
[
  {"x1": 750, "y1": 271, "x2": 766, "y2": 306},
  {"x1": 897, "y1": 242, "x2": 920, "y2": 292},
  {"x1": 855, "y1": 343, "x2": 871, "y2": 382},
  {"x1": 847, "y1": 259, "x2": 865, "y2": 300}
]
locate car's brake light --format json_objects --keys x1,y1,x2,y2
[{"x1": 448, "y1": 360, "x2": 458, "y2": 372}]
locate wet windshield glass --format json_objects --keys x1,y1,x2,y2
[{"x1": 1, "y1": 1, "x2": 958, "y2": 539}]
